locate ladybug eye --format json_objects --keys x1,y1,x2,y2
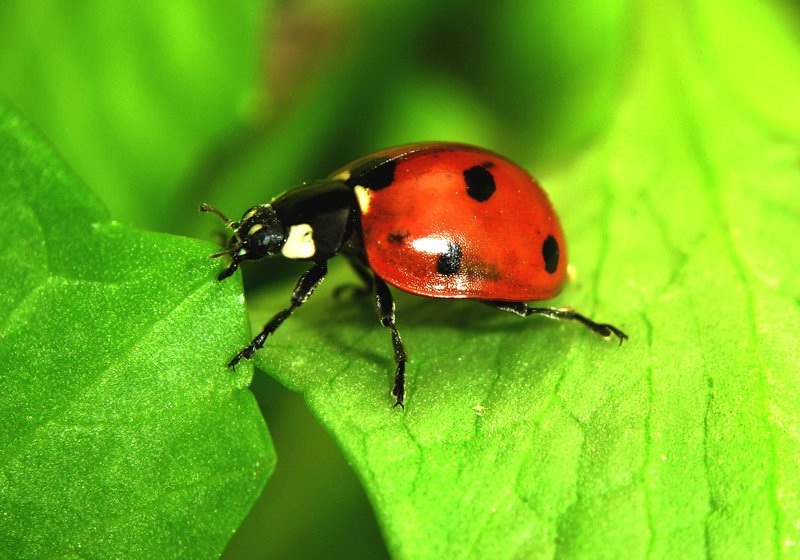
[
  {"x1": 245, "y1": 227, "x2": 269, "y2": 256},
  {"x1": 243, "y1": 222, "x2": 285, "y2": 259}
]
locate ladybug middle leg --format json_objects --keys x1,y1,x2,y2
[
  {"x1": 373, "y1": 276, "x2": 408, "y2": 409},
  {"x1": 339, "y1": 254, "x2": 408, "y2": 407},
  {"x1": 485, "y1": 301, "x2": 628, "y2": 344},
  {"x1": 228, "y1": 261, "x2": 329, "y2": 370}
]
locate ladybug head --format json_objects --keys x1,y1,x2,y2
[{"x1": 200, "y1": 203, "x2": 286, "y2": 280}]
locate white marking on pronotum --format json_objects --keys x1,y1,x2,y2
[
  {"x1": 354, "y1": 186, "x2": 371, "y2": 214},
  {"x1": 281, "y1": 223, "x2": 316, "y2": 259},
  {"x1": 332, "y1": 169, "x2": 351, "y2": 182},
  {"x1": 242, "y1": 204, "x2": 269, "y2": 221}
]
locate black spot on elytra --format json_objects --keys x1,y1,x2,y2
[
  {"x1": 347, "y1": 158, "x2": 397, "y2": 190},
  {"x1": 542, "y1": 235, "x2": 559, "y2": 274},
  {"x1": 387, "y1": 230, "x2": 409, "y2": 244},
  {"x1": 463, "y1": 164, "x2": 496, "y2": 202},
  {"x1": 436, "y1": 241, "x2": 463, "y2": 275}
]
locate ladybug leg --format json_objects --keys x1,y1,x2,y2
[
  {"x1": 228, "y1": 261, "x2": 329, "y2": 369},
  {"x1": 333, "y1": 255, "x2": 374, "y2": 300},
  {"x1": 485, "y1": 301, "x2": 628, "y2": 345},
  {"x1": 373, "y1": 276, "x2": 408, "y2": 409}
]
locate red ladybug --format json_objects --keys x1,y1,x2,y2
[{"x1": 201, "y1": 142, "x2": 627, "y2": 408}]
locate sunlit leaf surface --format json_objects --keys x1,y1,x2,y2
[{"x1": 0, "y1": 104, "x2": 274, "y2": 559}]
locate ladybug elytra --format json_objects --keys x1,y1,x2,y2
[{"x1": 201, "y1": 142, "x2": 627, "y2": 408}]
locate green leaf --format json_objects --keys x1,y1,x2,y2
[
  {"x1": 0, "y1": 103, "x2": 274, "y2": 558},
  {"x1": 242, "y1": 1, "x2": 800, "y2": 558}
]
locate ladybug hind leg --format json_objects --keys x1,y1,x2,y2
[
  {"x1": 333, "y1": 254, "x2": 375, "y2": 300},
  {"x1": 228, "y1": 261, "x2": 329, "y2": 369},
  {"x1": 485, "y1": 301, "x2": 628, "y2": 344}
]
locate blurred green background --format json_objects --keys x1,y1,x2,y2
[
  {"x1": 0, "y1": 2, "x2": 627, "y2": 557},
  {"x1": 6, "y1": 1, "x2": 796, "y2": 558}
]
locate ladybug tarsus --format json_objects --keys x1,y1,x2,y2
[
  {"x1": 392, "y1": 363, "x2": 406, "y2": 410},
  {"x1": 485, "y1": 301, "x2": 628, "y2": 344},
  {"x1": 227, "y1": 351, "x2": 244, "y2": 371}
]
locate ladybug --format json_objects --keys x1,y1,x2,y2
[{"x1": 201, "y1": 142, "x2": 627, "y2": 408}]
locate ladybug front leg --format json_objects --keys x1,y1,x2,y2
[
  {"x1": 485, "y1": 301, "x2": 628, "y2": 344},
  {"x1": 373, "y1": 276, "x2": 408, "y2": 409},
  {"x1": 228, "y1": 261, "x2": 329, "y2": 370}
]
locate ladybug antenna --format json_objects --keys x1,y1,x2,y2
[
  {"x1": 199, "y1": 203, "x2": 239, "y2": 230},
  {"x1": 208, "y1": 247, "x2": 235, "y2": 259},
  {"x1": 200, "y1": 204, "x2": 245, "y2": 279},
  {"x1": 207, "y1": 239, "x2": 244, "y2": 280}
]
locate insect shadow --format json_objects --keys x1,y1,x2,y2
[
  {"x1": 299, "y1": 287, "x2": 560, "y2": 368},
  {"x1": 238, "y1": 266, "x2": 568, "y2": 377}
]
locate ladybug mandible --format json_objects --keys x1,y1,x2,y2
[{"x1": 201, "y1": 142, "x2": 627, "y2": 409}]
